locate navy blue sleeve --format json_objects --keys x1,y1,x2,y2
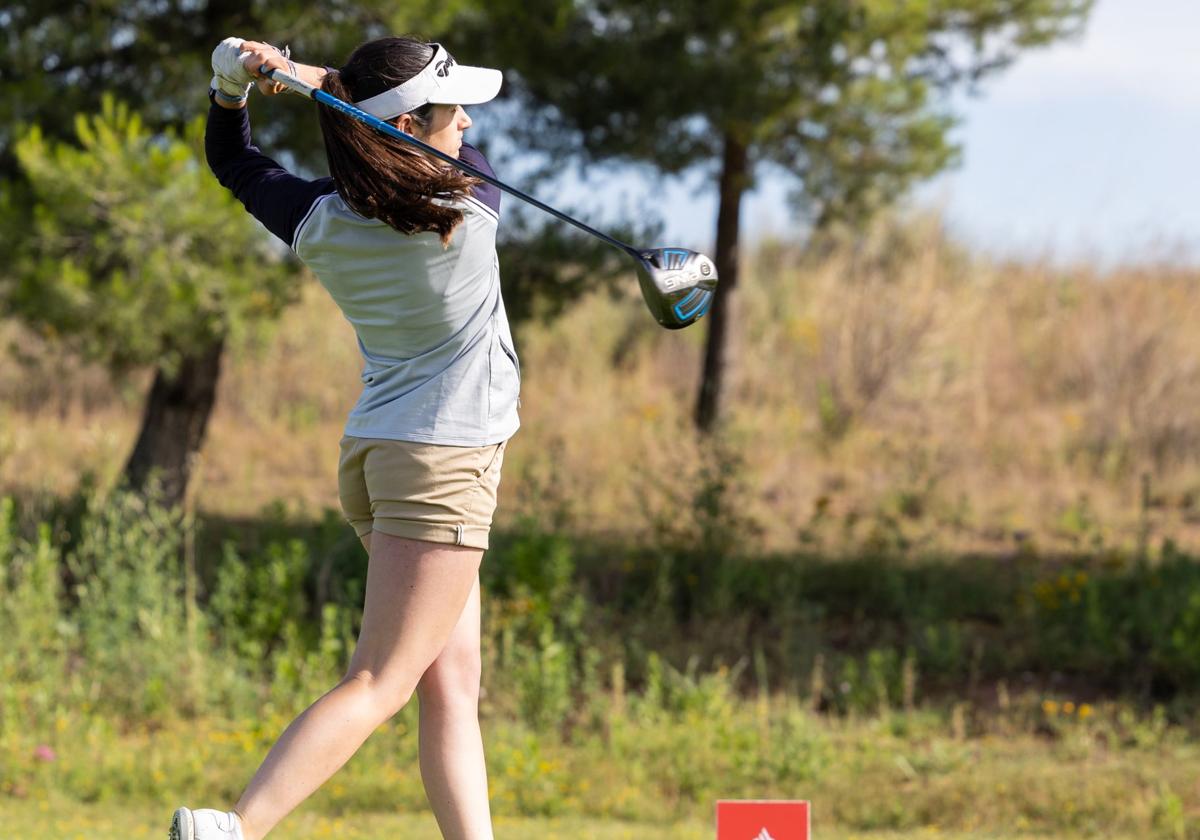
[
  {"x1": 205, "y1": 92, "x2": 336, "y2": 248},
  {"x1": 459, "y1": 143, "x2": 501, "y2": 216}
]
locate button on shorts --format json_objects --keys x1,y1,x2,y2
[{"x1": 337, "y1": 436, "x2": 507, "y2": 550}]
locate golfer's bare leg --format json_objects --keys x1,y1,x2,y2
[
  {"x1": 231, "y1": 533, "x2": 482, "y2": 840},
  {"x1": 417, "y1": 574, "x2": 494, "y2": 840}
]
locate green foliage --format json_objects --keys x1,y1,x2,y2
[
  {"x1": 62, "y1": 489, "x2": 195, "y2": 718},
  {"x1": 209, "y1": 539, "x2": 313, "y2": 663},
  {"x1": 205, "y1": 535, "x2": 349, "y2": 700},
  {"x1": 0, "y1": 97, "x2": 298, "y2": 375},
  {"x1": 10, "y1": 486, "x2": 1200, "y2": 741},
  {"x1": 12, "y1": 485, "x2": 1200, "y2": 743},
  {"x1": 0, "y1": 501, "x2": 66, "y2": 733},
  {"x1": 0, "y1": 0, "x2": 474, "y2": 173},
  {"x1": 1021, "y1": 550, "x2": 1200, "y2": 696},
  {"x1": 0, "y1": 488, "x2": 356, "y2": 728},
  {"x1": 483, "y1": 527, "x2": 593, "y2": 730},
  {"x1": 458, "y1": 0, "x2": 1094, "y2": 226}
]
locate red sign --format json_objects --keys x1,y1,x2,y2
[{"x1": 716, "y1": 800, "x2": 810, "y2": 840}]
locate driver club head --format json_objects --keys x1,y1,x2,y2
[{"x1": 635, "y1": 248, "x2": 718, "y2": 329}]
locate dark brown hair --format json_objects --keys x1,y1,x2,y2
[{"x1": 318, "y1": 37, "x2": 479, "y2": 244}]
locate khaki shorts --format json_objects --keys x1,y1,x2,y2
[{"x1": 337, "y1": 436, "x2": 507, "y2": 550}]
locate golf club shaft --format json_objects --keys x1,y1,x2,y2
[{"x1": 262, "y1": 66, "x2": 644, "y2": 261}]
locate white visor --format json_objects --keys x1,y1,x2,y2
[{"x1": 353, "y1": 44, "x2": 503, "y2": 120}]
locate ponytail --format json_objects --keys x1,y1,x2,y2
[{"x1": 317, "y1": 39, "x2": 479, "y2": 245}]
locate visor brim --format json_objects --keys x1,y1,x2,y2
[{"x1": 428, "y1": 65, "x2": 503, "y2": 106}]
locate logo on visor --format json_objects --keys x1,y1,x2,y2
[{"x1": 435, "y1": 55, "x2": 456, "y2": 77}]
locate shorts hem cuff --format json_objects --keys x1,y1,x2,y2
[
  {"x1": 370, "y1": 519, "x2": 490, "y2": 550},
  {"x1": 348, "y1": 519, "x2": 374, "y2": 539}
]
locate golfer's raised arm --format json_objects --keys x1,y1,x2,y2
[{"x1": 205, "y1": 37, "x2": 336, "y2": 246}]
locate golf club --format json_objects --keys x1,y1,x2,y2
[{"x1": 260, "y1": 64, "x2": 717, "y2": 330}]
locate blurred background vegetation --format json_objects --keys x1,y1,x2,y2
[{"x1": 5, "y1": 1, "x2": 1200, "y2": 838}]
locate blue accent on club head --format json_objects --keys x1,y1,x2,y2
[
  {"x1": 663, "y1": 248, "x2": 690, "y2": 270},
  {"x1": 673, "y1": 288, "x2": 711, "y2": 322}
]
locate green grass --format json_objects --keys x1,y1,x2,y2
[
  {"x1": 0, "y1": 793, "x2": 1097, "y2": 840},
  {"x1": 0, "y1": 795, "x2": 705, "y2": 839},
  {"x1": 3, "y1": 700, "x2": 1197, "y2": 839}
]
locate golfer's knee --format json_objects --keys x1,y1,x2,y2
[
  {"x1": 341, "y1": 669, "x2": 417, "y2": 720},
  {"x1": 417, "y1": 649, "x2": 482, "y2": 712}
]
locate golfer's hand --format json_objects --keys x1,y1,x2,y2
[
  {"x1": 239, "y1": 41, "x2": 291, "y2": 96},
  {"x1": 239, "y1": 45, "x2": 330, "y2": 95}
]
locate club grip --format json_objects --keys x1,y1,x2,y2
[{"x1": 260, "y1": 64, "x2": 317, "y2": 98}]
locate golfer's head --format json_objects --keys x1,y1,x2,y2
[
  {"x1": 330, "y1": 37, "x2": 502, "y2": 158},
  {"x1": 317, "y1": 37, "x2": 500, "y2": 243}
]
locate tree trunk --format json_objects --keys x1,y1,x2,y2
[
  {"x1": 123, "y1": 338, "x2": 225, "y2": 509},
  {"x1": 695, "y1": 132, "x2": 749, "y2": 432}
]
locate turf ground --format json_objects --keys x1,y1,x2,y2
[{"x1": 0, "y1": 795, "x2": 1072, "y2": 840}]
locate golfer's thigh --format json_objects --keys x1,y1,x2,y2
[
  {"x1": 345, "y1": 533, "x2": 483, "y2": 701},
  {"x1": 417, "y1": 575, "x2": 482, "y2": 708}
]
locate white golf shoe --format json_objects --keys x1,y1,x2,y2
[{"x1": 169, "y1": 807, "x2": 246, "y2": 840}]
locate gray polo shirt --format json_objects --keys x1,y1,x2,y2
[{"x1": 206, "y1": 99, "x2": 520, "y2": 446}]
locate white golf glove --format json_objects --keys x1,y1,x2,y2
[{"x1": 210, "y1": 37, "x2": 256, "y2": 100}]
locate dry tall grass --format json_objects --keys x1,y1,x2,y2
[{"x1": 3, "y1": 214, "x2": 1199, "y2": 554}]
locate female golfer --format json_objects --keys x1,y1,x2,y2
[{"x1": 170, "y1": 35, "x2": 519, "y2": 840}]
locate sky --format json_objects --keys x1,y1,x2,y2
[{"x1": 540, "y1": 0, "x2": 1200, "y2": 267}]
